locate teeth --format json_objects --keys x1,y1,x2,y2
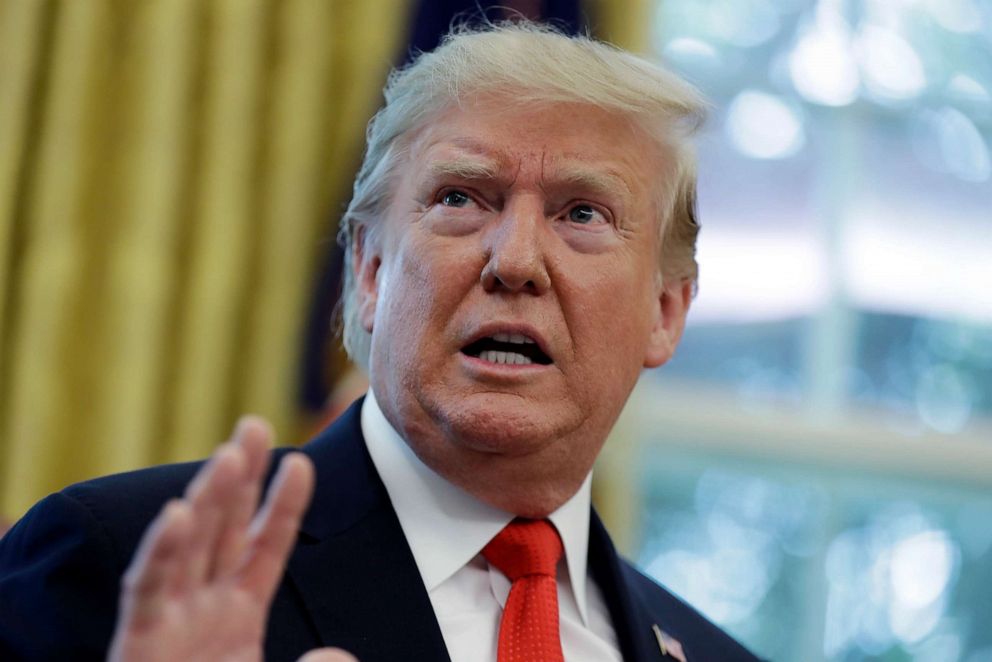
[
  {"x1": 491, "y1": 332, "x2": 535, "y2": 345},
  {"x1": 480, "y1": 350, "x2": 533, "y2": 365}
]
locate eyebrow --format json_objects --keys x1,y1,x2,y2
[
  {"x1": 424, "y1": 139, "x2": 634, "y2": 199},
  {"x1": 546, "y1": 166, "x2": 632, "y2": 198},
  {"x1": 423, "y1": 136, "x2": 506, "y2": 181},
  {"x1": 426, "y1": 157, "x2": 501, "y2": 182}
]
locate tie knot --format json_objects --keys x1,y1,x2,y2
[{"x1": 483, "y1": 519, "x2": 563, "y2": 581}]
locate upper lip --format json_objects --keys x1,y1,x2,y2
[{"x1": 461, "y1": 322, "x2": 554, "y2": 363}]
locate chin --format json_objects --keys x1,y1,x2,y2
[
  {"x1": 488, "y1": 487, "x2": 573, "y2": 519},
  {"x1": 441, "y1": 443, "x2": 586, "y2": 518},
  {"x1": 431, "y1": 394, "x2": 578, "y2": 456},
  {"x1": 384, "y1": 386, "x2": 600, "y2": 516}
]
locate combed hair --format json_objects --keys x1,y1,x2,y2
[{"x1": 339, "y1": 21, "x2": 707, "y2": 368}]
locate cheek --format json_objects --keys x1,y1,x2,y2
[
  {"x1": 565, "y1": 264, "x2": 656, "y2": 366},
  {"x1": 378, "y1": 237, "x2": 477, "y2": 344},
  {"x1": 373, "y1": 257, "x2": 435, "y2": 392},
  {"x1": 378, "y1": 259, "x2": 431, "y2": 340}
]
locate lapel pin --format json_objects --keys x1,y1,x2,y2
[{"x1": 652, "y1": 624, "x2": 687, "y2": 662}]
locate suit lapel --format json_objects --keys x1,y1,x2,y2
[
  {"x1": 285, "y1": 399, "x2": 451, "y2": 662},
  {"x1": 589, "y1": 509, "x2": 684, "y2": 661}
]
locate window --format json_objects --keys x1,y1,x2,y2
[{"x1": 609, "y1": 2, "x2": 992, "y2": 659}]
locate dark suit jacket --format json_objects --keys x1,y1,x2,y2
[{"x1": 0, "y1": 399, "x2": 760, "y2": 661}]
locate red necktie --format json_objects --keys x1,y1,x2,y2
[{"x1": 482, "y1": 519, "x2": 565, "y2": 662}]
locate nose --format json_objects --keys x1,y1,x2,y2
[{"x1": 480, "y1": 201, "x2": 551, "y2": 295}]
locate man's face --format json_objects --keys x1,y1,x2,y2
[{"x1": 358, "y1": 96, "x2": 690, "y2": 516}]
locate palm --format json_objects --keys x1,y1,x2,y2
[
  {"x1": 113, "y1": 579, "x2": 271, "y2": 662},
  {"x1": 106, "y1": 419, "x2": 347, "y2": 662}
]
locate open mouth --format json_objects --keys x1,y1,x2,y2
[{"x1": 461, "y1": 332, "x2": 552, "y2": 366}]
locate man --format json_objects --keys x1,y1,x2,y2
[{"x1": 0, "y1": 23, "x2": 760, "y2": 661}]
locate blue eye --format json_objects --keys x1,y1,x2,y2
[
  {"x1": 568, "y1": 205, "x2": 598, "y2": 224},
  {"x1": 441, "y1": 190, "x2": 472, "y2": 207}
]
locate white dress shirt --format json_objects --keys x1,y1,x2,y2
[{"x1": 361, "y1": 390, "x2": 623, "y2": 662}]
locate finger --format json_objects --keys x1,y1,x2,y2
[
  {"x1": 297, "y1": 648, "x2": 359, "y2": 662},
  {"x1": 236, "y1": 415, "x2": 273, "y2": 483},
  {"x1": 180, "y1": 420, "x2": 264, "y2": 513},
  {"x1": 213, "y1": 416, "x2": 274, "y2": 576},
  {"x1": 174, "y1": 443, "x2": 246, "y2": 589},
  {"x1": 118, "y1": 499, "x2": 194, "y2": 630},
  {"x1": 240, "y1": 453, "x2": 315, "y2": 602}
]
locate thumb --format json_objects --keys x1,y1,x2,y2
[{"x1": 298, "y1": 648, "x2": 359, "y2": 662}]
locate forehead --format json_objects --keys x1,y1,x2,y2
[{"x1": 401, "y1": 97, "x2": 667, "y2": 191}]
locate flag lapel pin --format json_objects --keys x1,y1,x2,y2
[{"x1": 652, "y1": 624, "x2": 687, "y2": 662}]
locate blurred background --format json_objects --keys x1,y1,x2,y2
[{"x1": 0, "y1": 0, "x2": 989, "y2": 660}]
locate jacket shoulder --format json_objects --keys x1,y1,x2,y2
[
  {"x1": 62, "y1": 460, "x2": 206, "y2": 554},
  {"x1": 0, "y1": 461, "x2": 206, "y2": 660},
  {"x1": 61, "y1": 446, "x2": 300, "y2": 554}
]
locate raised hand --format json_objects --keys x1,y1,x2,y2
[{"x1": 107, "y1": 417, "x2": 355, "y2": 662}]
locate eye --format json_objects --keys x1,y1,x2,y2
[
  {"x1": 567, "y1": 204, "x2": 606, "y2": 225},
  {"x1": 440, "y1": 190, "x2": 474, "y2": 208}
]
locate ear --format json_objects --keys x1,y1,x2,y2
[
  {"x1": 643, "y1": 278, "x2": 692, "y2": 369},
  {"x1": 352, "y1": 226, "x2": 382, "y2": 334}
]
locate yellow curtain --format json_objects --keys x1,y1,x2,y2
[
  {"x1": 584, "y1": 0, "x2": 654, "y2": 53},
  {"x1": 0, "y1": 0, "x2": 410, "y2": 520}
]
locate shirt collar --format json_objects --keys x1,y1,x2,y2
[{"x1": 361, "y1": 389, "x2": 594, "y2": 625}]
